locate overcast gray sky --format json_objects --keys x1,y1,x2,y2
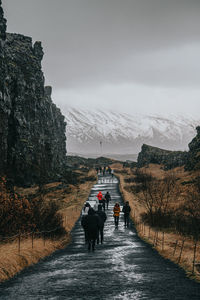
[{"x1": 2, "y1": 0, "x2": 200, "y2": 117}]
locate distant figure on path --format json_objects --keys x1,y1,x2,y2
[
  {"x1": 105, "y1": 191, "x2": 111, "y2": 210},
  {"x1": 81, "y1": 208, "x2": 100, "y2": 251},
  {"x1": 113, "y1": 203, "x2": 120, "y2": 228},
  {"x1": 96, "y1": 205, "x2": 107, "y2": 244},
  {"x1": 108, "y1": 166, "x2": 111, "y2": 175},
  {"x1": 122, "y1": 201, "x2": 131, "y2": 227},
  {"x1": 111, "y1": 169, "x2": 114, "y2": 178},
  {"x1": 99, "y1": 166, "x2": 102, "y2": 175},
  {"x1": 103, "y1": 166, "x2": 106, "y2": 176}
]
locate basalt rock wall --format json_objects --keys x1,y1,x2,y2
[
  {"x1": 185, "y1": 126, "x2": 200, "y2": 170},
  {"x1": 0, "y1": 1, "x2": 66, "y2": 186},
  {"x1": 137, "y1": 144, "x2": 188, "y2": 170}
]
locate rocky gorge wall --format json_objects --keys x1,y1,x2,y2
[
  {"x1": 0, "y1": 1, "x2": 66, "y2": 186},
  {"x1": 137, "y1": 144, "x2": 188, "y2": 170},
  {"x1": 137, "y1": 126, "x2": 200, "y2": 171},
  {"x1": 185, "y1": 126, "x2": 200, "y2": 170}
]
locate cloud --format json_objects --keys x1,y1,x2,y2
[
  {"x1": 3, "y1": 0, "x2": 200, "y2": 90},
  {"x1": 3, "y1": 0, "x2": 200, "y2": 119},
  {"x1": 52, "y1": 83, "x2": 200, "y2": 119}
]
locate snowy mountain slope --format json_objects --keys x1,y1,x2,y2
[{"x1": 64, "y1": 107, "x2": 199, "y2": 157}]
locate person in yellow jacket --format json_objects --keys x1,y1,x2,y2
[{"x1": 113, "y1": 202, "x2": 120, "y2": 228}]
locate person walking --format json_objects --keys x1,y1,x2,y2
[
  {"x1": 103, "y1": 166, "x2": 106, "y2": 176},
  {"x1": 105, "y1": 191, "x2": 111, "y2": 210},
  {"x1": 111, "y1": 168, "x2": 114, "y2": 178},
  {"x1": 99, "y1": 166, "x2": 102, "y2": 175},
  {"x1": 122, "y1": 201, "x2": 131, "y2": 227},
  {"x1": 81, "y1": 208, "x2": 100, "y2": 251},
  {"x1": 101, "y1": 197, "x2": 106, "y2": 211},
  {"x1": 96, "y1": 204, "x2": 107, "y2": 244},
  {"x1": 113, "y1": 202, "x2": 120, "y2": 228},
  {"x1": 97, "y1": 191, "x2": 103, "y2": 203},
  {"x1": 108, "y1": 166, "x2": 111, "y2": 175}
]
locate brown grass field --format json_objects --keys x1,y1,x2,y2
[
  {"x1": 112, "y1": 162, "x2": 200, "y2": 282},
  {"x1": 0, "y1": 169, "x2": 96, "y2": 282}
]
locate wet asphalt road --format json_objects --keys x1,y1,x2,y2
[{"x1": 1, "y1": 175, "x2": 200, "y2": 300}]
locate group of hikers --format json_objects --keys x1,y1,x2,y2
[
  {"x1": 81, "y1": 190, "x2": 131, "y2": 251},
  {"x1": 96, "y1": 166, "x2": 114, "y2": 177},
  {"x1": 96, "y1": 191, "x2": 111, "y2": 210}
]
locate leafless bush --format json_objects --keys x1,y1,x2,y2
[
  {"x1": 181, "y1": 186, "x2": 200, "y2": 239},
  {"x1": 133, "y1": 168, "x2": 153, "y2": 184},
  {"x1": 138, "y1": 173, "x2": 179, "y2": 227}
]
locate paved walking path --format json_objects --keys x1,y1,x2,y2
[{"x1": 1, "y1": 175, "x2": 200, "y2": 299}]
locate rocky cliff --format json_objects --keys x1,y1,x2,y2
[
  {"x1": 0, "y1": 1, "x2": 66, "y2": 186},
  {"x1": 137, "y1": 144, "x2": 188, "y2": 170},
  {"x1": 185, "y1": 126, "x2": 200, "y2": 170}
]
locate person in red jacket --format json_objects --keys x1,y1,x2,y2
[
  {"x1": 97, "y1": 191, "x2": 106, "y2": 210},
  {"x1": 97, "y1": 191, "x2": 103, "y2": 202}
]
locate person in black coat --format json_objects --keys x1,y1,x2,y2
[
  {"x1": 104, "y1": 191, "x2": 111, "y2": 210},
  {"x1": 96, "y1": 204, "x2": 107, "y2": 244},
  {"x1": 81, "y1": 208, "x2": 100, "y2": 251},
  {"x1": 122, "y1": 201, "x2": 131, "y2": 227}
]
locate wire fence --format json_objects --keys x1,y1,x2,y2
[
  {"x1": 117, "y1": 174, "x2": 200, "y2": 277},
  {"x1": 0, "y1": 205, "x2": 82, "y2": 253},
  {"x1": 133, "y1": 216, "x2": 199, "y2": 276}
]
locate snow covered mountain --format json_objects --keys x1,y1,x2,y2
[{"x1": 64, "y1": 107, "x2": 199, "y2": 160}]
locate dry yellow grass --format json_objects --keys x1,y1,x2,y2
[
  {"x1": 0, "y1": 169, "x2": 96, "y2": 282},
  {"x1": 114, "y1": 163, "x2": 200, "y2": 282},
  {"x1": 0, "y1": 237, "x2": 69, "y2": 282}
]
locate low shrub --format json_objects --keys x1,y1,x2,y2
[{"x1": 0, "y1": 177, "x2": 65, "y2": 239}]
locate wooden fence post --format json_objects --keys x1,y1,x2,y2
[
  {"x1": 155, "y1": 231, "x2": 159, "y2": 247},
  {"x1": 32, "y1": 232, "x2": 34, "y2": 249},
  {"x1": 192, "y1": 240, "x2": 197, "y2": 274},
  {"x1": 153, "y1": 231, "x2": 157, "y2": 246},
  {"x1": 173, "y1": 240, "x2": 178, "y2": 256},
  {"x1": 178, "y1": 239, "x2": 185, "y2": 263},
  {"x1": 43, "y1": 233, "x2": 46, "y2": 247},
  {"x1": 18, "y1": 234, "x2": 21, "y2": 253},
  {"x1": 162, "y1": 232, "x2": 165, "y2": 251}
]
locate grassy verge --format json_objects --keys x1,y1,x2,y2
[
  {"x1": 0, "y1": 170, "x2": 96, "y2": 282},
  {"x1": 112, "y1": 162, "x2": 200, "y2": 282}
]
